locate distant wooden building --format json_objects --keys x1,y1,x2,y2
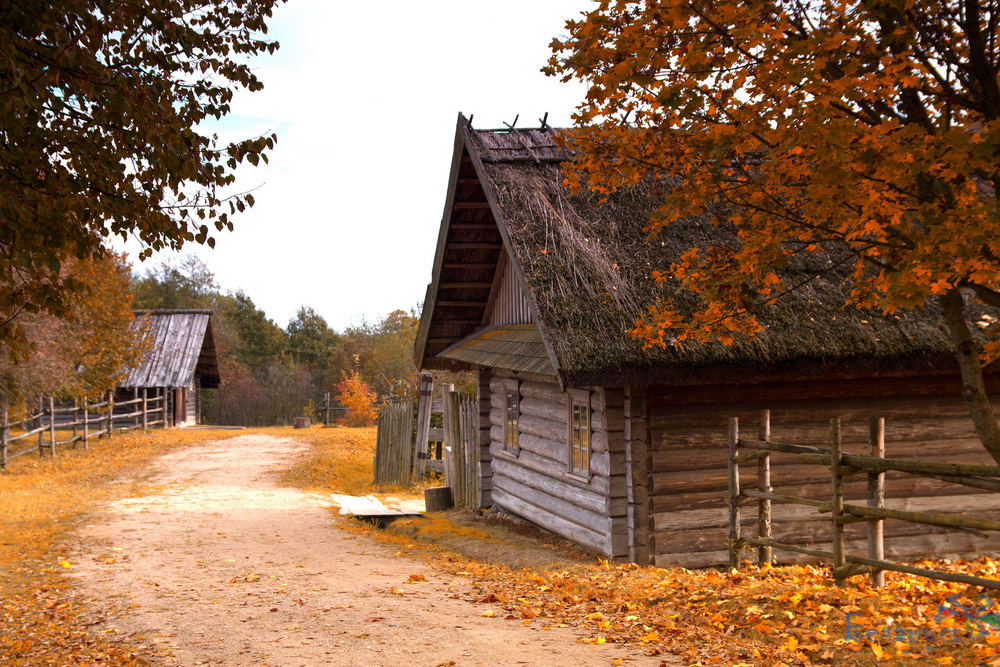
[
  {"x1": 121, "y1": 309, "x2": 220, "y2": 427},
  {"x1": 415, "y1": 114, "x2": 1000, "y2": 568}
]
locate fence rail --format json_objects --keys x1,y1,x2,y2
[
  {"x1": 728, "y1": 410, "x2": 1000, "y2": 590},
  {"x1": 2, "y1": 389, "x2": 168, "y2": 470}
]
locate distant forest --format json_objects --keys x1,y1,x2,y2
[{"x1": 133, "y1": 256, "x2": 453, "y2": 426}]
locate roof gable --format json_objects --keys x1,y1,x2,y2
[
  {"x1": 123, "y1": 310, "x2": 220, "y2": 389},
  {"x1": 417, "y1": 115, "x2": 987, "y2": 388},
  {"x1": 414, "y1": 114, "x2": 559, "y2": 376}
]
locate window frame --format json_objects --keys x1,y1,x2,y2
[
  {"x1": 503, "y1": 378, "x2": 520, "y2": 456},
  {"x1": 567, "y1": 388, "x2": 592, "y2": 480}
]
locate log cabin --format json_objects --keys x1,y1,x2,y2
[
  {"x1": 414, "y1": 114, "x2": 1000, "y2": 568},
  {"x1": 120, "y1": 309, "x2": 220, "y2": 427}
]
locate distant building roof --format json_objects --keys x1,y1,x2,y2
[{"x1": 122, "y1": 310, "x2": 220, "y2": 389}]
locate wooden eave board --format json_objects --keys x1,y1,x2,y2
[
  {"x1": 417, "y1": 114, "x2": 506, "y2": 367},
  {"x1": 438, "y1": 323, "x2": 556, "y2": 376}
]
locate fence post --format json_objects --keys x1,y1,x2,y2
[
  {"x1": 82, "y1": 398, "x2": 90, "y2": 450},
  {"x1": 48, "y1": 396, "x2": 56, "y2": 458},
  {"x1": 374, "y1": 402, "x2": 385, "y2": 484},
  {"x1": 142, "y1": 388, "x2": 148, "y2": 431},
  {"x1": 38, "y1": 396, "x2": 45, "y2": 458},
  {"x1": 758, "y1": 410, "x2": 772, "y2": 566},
  {"x1": 414, "y1": 373, "x2": 434, "y2": 481},
  {"x1": 72, "y1": 399, "x2": 79, "y2": 449},
  {"x1": 727, "y1": 416, "x2": 741, "y2": 569},
  {"x1": 1, "y1": 403, "x2": 7, "y2": 471},
  {"x1": 868, "y1": 417, "x2": 886, "y2": 587},
  {"x1": 831, "y1": 417, "x2": 846, "y2": 586},
  {"x1": 107, "y1": 391, "x2": 114, "y2": 440},
  {"x1": 325, "y1": 392, "x2": 331, "y2": 427}
]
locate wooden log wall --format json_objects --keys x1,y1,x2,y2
[
  {"x1": 487, "y1": 371, "x2": 629, "y2": 557},
  {"x1": 648, "y1": 385, "x2": 1000, "y2": 569}
]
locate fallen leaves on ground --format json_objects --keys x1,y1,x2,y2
[
  {"x1": 0, "y1": 428, "x2": 238, "y2": 665},
  {"x1": 355, "y1": 512, "x2": 1000, "y2": 666},
  {"x1": 283, "y1": 429, "x2": 1000, "y2": 665}
]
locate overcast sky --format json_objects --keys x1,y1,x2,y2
[{"x1": 120, "y1": 0, "x2": 592, "y2": 332}]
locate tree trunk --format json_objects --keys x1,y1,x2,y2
[{"x1": 940, "y1": 288, "x2": 1000, "y2": 464}]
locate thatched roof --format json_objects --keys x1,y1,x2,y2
[
  {"x1": 415, "y1": 114, "x2": 990, "y2": 388},
  {"x1": 123, "y1": 310, "x2": 220, "y2": 389}
]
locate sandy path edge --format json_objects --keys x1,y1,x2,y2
[{"x1": 68, "y1": 433, "x2": 669, "y2": 667}]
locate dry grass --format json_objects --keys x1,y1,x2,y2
[
  {"x1": 273, "y1": 424, "x2": 434, "y2": 499},
  {"x1": 0, "y1": 427, "x2": 239, "y2": 666}
]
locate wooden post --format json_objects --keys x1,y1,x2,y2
[
  {"x1": 37, "y1": 396, "x2": 45, "y2": 458},
  {"x1": 727, "y1": 417, "x2": 741, "y2": 569},
  {"x1": 72, "y1": 399, "x2": 79, "y2": 449},
  {"x1": 82, "y1": 399, "x2": 90, "y2": 450},
  {"x1": 868, "y1": 417, "x2": 886, "y2": 587},
  {"x1": 107, "y1": 391, "x2": 114, "y2": 440},
  {"x1": 1, "y1": 403, "x2": 8, "y2": 471},
  {"x1": 443, "y1": 387, "x2": 461, "y2": 495},
  {"x1": 324, "y1": 392, "x2": 331, "y2": 427},
  {"x1": 48, "y1": 396, "x2": 56, "y2": 458},
  {"x1": 758, "y1": 410, "x2": 772, "y2": 566},
  {"x1": 831, "y1": 417, "x2": 846, "y2": 586},
  {"x1": 133, "y1": 387, "x2": 139, "y2": 430},
  {"x1": 414, "y1": 373, "x2": 434, "y2": 481}
]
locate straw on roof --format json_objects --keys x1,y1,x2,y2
[{"x1": 419, "y1": 117, "x2": 991, "y2": 387}]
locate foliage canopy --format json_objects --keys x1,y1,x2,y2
[
  {"x1": 549, "y1": 0, "x2": 1000, "y2": 460},
  {"x1": 0, "y1": 0, "x2": 282, "y2": 356}
]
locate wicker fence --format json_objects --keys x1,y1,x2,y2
[
  {"x1": 728, "y1": 410, "x2": 1000, "y2": 590},
  {"x1": 2, "y1": 389, "x2": 168, "y2": 470}
]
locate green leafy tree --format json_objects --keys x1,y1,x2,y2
[
  {"x1": 549, "y1": 0, "x2": 1000, "y2": 462},
  {"x1": 346, "y1": 309, "x2": 420, "y2": 399},
  {"x1": 215, "y1": 290, "x2": 286, "y2": 370},
  {"x1": 132, "y1": 256, "x2": 219, "y2": 311},
  {"x1": 286, "y1": 306, "x2": 344, "y2": 369},
  {"x1": 0, "y1": 0, "x2": 282, "y2": 359}
]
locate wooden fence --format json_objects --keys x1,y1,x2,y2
[
  {"x1": 2, "y1": 389, "x2": 168, "y2": 471},
  {"x1": 320, "y1": 392, "x2": 348, "y2": 426},
  {"x1": 374, "y1": 400, "x2": 416, "y2": 486},
  {"x1": 728, "y1": 410, "x2": 1000, "y2": 590},
  {"x1": 373, "y1": 377, "x2": 480, "y2": 508}
]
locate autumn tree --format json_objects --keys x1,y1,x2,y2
[
  {"x1": 335, "y1": 369, "x2": 378, "y2": 427},
  {"x1": 549, "y1": 0, "x2": 1000, "y2": 462},
  {"x1": 0, "y1": 0, "x2": 282, "y2": 358},
  {"x1": 0, "y1": 253, "x2": 146, "y2": 403}
]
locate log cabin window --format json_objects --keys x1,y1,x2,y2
[
  {"x1": 504, "y1": 379, "x2": 520, "y2": 454},
  {"x1": 568, "y1": 389, "x2": 591, "y2": 478}
]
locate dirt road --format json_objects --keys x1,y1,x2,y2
[{"x1": 70, "y1": 434, "x2": 665, "y2": 666}]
